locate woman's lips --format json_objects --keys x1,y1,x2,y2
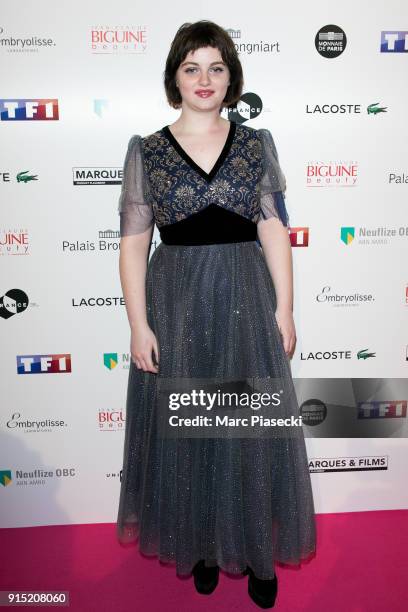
[{"x1": 195, "y1": 90, "x2": 214, "y2": 98}]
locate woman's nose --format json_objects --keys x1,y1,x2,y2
[{"x1": 198, "y1": 73, "x2": 211, "y2": 86}]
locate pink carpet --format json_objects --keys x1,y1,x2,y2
[{"x1": 1, "y1": 510, "x2": 407, "y2": 611}]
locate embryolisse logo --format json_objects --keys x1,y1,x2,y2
[
  {"x1": 0, "y1": 27, "x2": 57, "y2": 52},
  {"x1": 6, "y1": 412, "x2": 67, "y2": 432},
  {"x1": 316, "y1": 285, "x2": 375, "y2": 306}
]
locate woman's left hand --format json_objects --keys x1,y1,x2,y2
[{"x1": 275, "y1": 308, "x2": 297, "y2": 359}]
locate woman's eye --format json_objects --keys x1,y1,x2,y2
[{"x1": 184, "y1": 67, "x2": 224, "y2": 74}]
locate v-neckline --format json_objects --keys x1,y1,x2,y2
[{"x1": 161, "y1": 121, "x2": 236, "y2": 183}]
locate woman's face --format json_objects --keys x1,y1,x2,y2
[{"x1": 175, "y1": 46, "x2": 231, "y2": 111}]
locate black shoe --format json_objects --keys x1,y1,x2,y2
[
  {"x1": 243, "y1": 566, "x2": 278, "y2": 609},
  {"x1": 192, "y1": 559, "x2": 220, "y2": 594}
]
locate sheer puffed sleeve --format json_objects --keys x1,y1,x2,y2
[
  {"x1": 257, "y1": 128, "x2": 290, "y2": 227},
  {"x1": 118, "y1": 135, "x2": 154, "y2": 237}
]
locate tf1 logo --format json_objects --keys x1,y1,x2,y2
[
  {"x1": 17, "y1": 354, "x2": 71, "y2": 374},
  {"x1": 358, "y1": 401, "x2": 407, "y2": 418},
  {"x1": 0, "y1": 99, "x2": 59, "y2": 120}
]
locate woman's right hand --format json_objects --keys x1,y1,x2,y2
[{"x1": 130, "y1": 325, "x2": 159, "y2": 374}]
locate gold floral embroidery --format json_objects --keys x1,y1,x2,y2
[{"x1": 142, "y1": 124, "x2": 264, "y2": 227}]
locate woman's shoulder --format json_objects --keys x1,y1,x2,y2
[
  {"x1": 126, "y1": 123, "x2": 274, "y2": 151},
  {"x1": 140, "y1": 128, "x2": 168, "y2": 151},
  {"x1": 235, "y1": 123, "x2": 274, "y2": 145},
  {"x1": 122, "y1": 130, "x2": 166, "y2": 159}
]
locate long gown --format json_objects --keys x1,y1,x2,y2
[{"x1": 116, "y1": 120, "x2": 316, "y2": 580}]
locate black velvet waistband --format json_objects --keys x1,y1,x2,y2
[{"x1": 159, "y1": 204, "x2": 258, "y2": 246}]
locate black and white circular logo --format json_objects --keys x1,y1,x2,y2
[
  {"x1": 315, "y1": 25, "x2": 347, "y2": 58},
  {"x1": 0, "y1": 289, "x2": 29, "y2": 319},
  {"x1": 226, "y1": 92, "x2": 263, "y2": 124},
  {"x1": 300, "y1": 399, "x2": 327, "y2": 426}
]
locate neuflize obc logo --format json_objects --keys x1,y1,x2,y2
[
  {"x1": 16, "y1": 354, "x2": 71, "y2": 374},
  {"x1": 0, "y1": 99, "x2": 59, "y2": 120}
]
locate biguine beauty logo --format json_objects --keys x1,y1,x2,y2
[
  {"x1": 0, "y1": 228, "x2": 30, "y2": 255},
  {"x1": 90, "y1": 25, "x2": 147, "y2": 53},
  {"x1": 98, "y1": 409, "x2": 125, "y2": 431},
  {"x1": 306, "y1": 161, "x2": 358, "y2": 186}
]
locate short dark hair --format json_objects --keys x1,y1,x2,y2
[{"x1": 164, "y1": 20, "x2": 244, "y2": 110}]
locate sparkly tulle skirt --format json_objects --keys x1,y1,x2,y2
[{"x1": 116, "y1": 240, "x2": 316, "y2": 579}]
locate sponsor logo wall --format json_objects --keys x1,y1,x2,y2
[{"x1": 1, "y1": 3, "x2": 407, "y2": 528}]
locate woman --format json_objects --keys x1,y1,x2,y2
[{"x1": 116, "y1": 20, "x2": 316, "y2": 609}]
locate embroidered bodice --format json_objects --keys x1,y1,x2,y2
[{"x1": 118, "y1": 121, "x2": 289, "y2": 245}]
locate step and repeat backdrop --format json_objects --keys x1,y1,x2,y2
[{"x1": 1, "y1": 1, "x2": 407, "y2": 528}]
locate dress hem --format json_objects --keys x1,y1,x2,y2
[{"x1": 116, "y1": 528, "x2": 316, "y2": 580}]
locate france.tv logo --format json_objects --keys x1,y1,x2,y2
[
  {"x1": 17, "y1": 354, "x2": 72, "y2": 374},
  {"x1": 0, "y1": 99, "x2": 59, "y2": 120},
  {"x1": 380, "y1": 31, "x2": 408, "y2": 53}
]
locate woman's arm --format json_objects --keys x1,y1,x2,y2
[
  {"x1": 119, "y1": 225, "x2": 159, "y2": 372},
  {"x1": 257, "y1": 218, "x2": 296, "y2": 358}
]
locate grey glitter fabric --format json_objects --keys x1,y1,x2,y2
[
  {"x1": 116, "y1": 239, "x2": 316, "y2": 579},
  {"x1": 116, "y1": 122, "x2": 316, "y2": 579}
]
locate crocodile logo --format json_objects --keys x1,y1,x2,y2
[
  {"x1": 367, "y1": 103, "x2": 387, "y2": 115},
  {"x1": 357, "y1": 349, "x2": 376, "y2": 360},
  {"x1": 16, "y1": 170, "x2": 38, "y2": 183}
]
